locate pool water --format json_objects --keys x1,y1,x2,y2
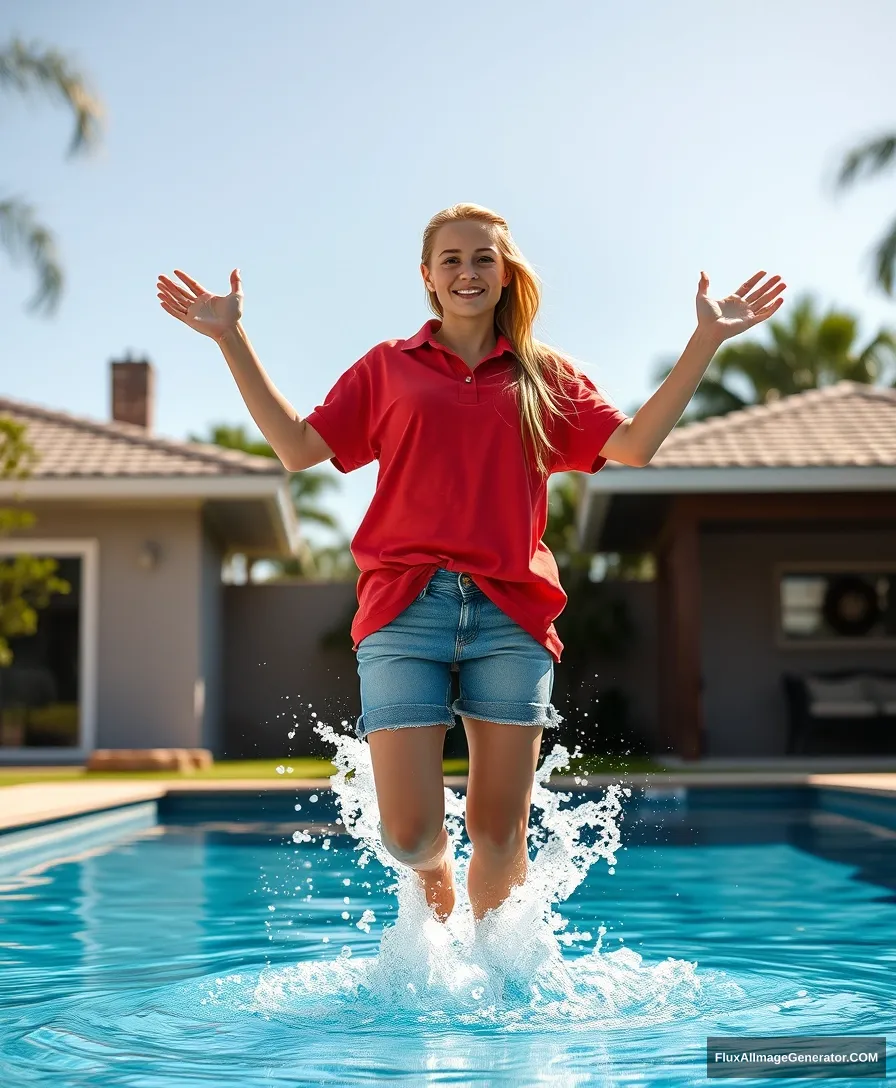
[{"x1": 1, "y1": 739, "x2": 895, "y2": 1086}]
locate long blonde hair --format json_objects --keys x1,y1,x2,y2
[{"x1": 422, "y1": 202, "x2": 586, "y2": 478}]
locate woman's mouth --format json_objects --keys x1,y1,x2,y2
[{"x1": 453, "y1": 289, "x2": 485, "y2": 299}]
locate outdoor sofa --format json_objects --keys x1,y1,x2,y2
[{"x1": 782, "y1": 669, "x2": 896, "y2": 755}]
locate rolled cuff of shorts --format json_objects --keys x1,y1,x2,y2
[
  {"x1": 452, "y1": 697, "x2": 564, "y2": 729},
  {"x1": 355, "y1": 701, "x2": 457, "y2": 739}
]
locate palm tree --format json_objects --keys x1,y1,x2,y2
[
  {"x1": 835, "y1": 130, "x2": 896, "y2": 295},
  {"x1": 652, "y1": 293, "x2": 896, "y2": 424},
  {"x1": 0, "y1": 37, "x2": 104, "y2": 314},
  {"x1": 189, "y1": 424, "x2": 355, "y2": 580}
]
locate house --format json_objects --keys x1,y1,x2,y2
[
  {"x1": 0, "y1": 358, "x2": 298, "y2": 763},
  {"x1": 578, "y1": 381, "x2": 896, "y2": 759}
]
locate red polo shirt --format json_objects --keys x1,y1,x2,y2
[{"x1": 303, "y1": 318, "x2": 627, "y2": 663}]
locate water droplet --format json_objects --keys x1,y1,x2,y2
[
  {"x1": 310, "y1": 793, "x2": 319, "y2": 802},
  {"x1": 275, "y1": 765, "x2": 285, "y2": 774}
]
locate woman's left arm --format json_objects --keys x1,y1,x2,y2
[{"x1": 601, "y1": 270, "x2": 786, "y2": 467}]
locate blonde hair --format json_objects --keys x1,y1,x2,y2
[{"x1": 421, "y1": 202, "x2": 586, "y2": 478}]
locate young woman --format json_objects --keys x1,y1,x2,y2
[{"x1": 157, "y1": 203, "x2": 785, "y2": 925}]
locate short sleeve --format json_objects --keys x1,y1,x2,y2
[
  {"x1": 548, "y1": 365, "x2": 628, "y2": 474},
  {"x1": 302, "y1": 358, "x2": 376, "y2": 474}
]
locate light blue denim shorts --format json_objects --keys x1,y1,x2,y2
[{"x1": 354, "y1": 568, "x2": 564, "y2": 741}]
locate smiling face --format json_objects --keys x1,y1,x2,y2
[{"x1": 421, "y1": 219, "x2": 512, "y2": 317}]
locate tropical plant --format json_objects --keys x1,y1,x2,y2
[
  {"x1": 189, "y1": 423, "x2": 355, "y2": 580},
  {"x1": 0, "y1": 36, "x2": 104, "y2": 314},
  {"x1": 652, "y1": 293, "x2": 896, "y2": 423},
  {"x1": 835, "y1": 129, "x2": 896, "y2": 295},
  {"x1": 0, "y1": 419, "x2": 70, "y2": 666}
]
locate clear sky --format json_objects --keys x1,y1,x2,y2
[{"x1": 3, "y1": 0, "x2": 896, "y2": 543}]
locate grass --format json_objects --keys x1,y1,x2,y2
[{"x1": 0, "y1": 755, "x2": 666, "y2": 788}]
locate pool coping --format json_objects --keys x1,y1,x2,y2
[{"x1": 1, "y1": 772, "x2": 895, "y2": 834}]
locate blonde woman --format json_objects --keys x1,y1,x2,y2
[{"x1": 157, "y1": 203, "x2": 785, "y2": 925}]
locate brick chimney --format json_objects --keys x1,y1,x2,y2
[{"x1": 111, "y1": 353, "x2": 154, "y2": 430}]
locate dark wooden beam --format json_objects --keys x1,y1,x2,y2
[
  {"x1": 658, "y1": 499, "x2": 703, "y2": 760},
  {"x1": 677, "y1": 491, "x2": 896, "y2": 522}
]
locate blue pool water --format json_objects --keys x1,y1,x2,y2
[{"x1": 1, "y1": 756, "x2": 895, "y2": 1085}]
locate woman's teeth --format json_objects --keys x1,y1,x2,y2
[{"x1": 454, "y1": 289, "x2": 484, "y2": 297}]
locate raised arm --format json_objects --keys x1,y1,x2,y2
[
  {"x1": 156, "y1": 267, "x2": 330, "y2": 470},
  {"x1": 601, "y1": 270, "x2": 786, "y2": 466}
]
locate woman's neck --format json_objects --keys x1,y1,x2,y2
[{"x1": 432, "y1": 315, "x2": 498, "y2": 367}]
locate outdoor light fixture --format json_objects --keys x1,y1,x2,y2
[{"x1": 137, "y1": 541, "x2": 162, "y2": 570}]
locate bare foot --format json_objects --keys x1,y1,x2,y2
[{"x1": 417, "y1": 857, "x2": 456, "y2": 921}]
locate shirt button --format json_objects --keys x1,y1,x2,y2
[{"x1": 465, "y1": 376, "x2": 472, "y2": 383}]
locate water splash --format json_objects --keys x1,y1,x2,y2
[{"x1": 239, "y1": 719, "x2": 731, "y2": 1028}]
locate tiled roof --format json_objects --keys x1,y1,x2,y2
[
  {"x1": 638, "y1": 381, "x2": 896, "y2": 468},
  {"x1": 0, "y1": 397, "x2": 284, "y2": 478}
]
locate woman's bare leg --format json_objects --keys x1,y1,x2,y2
[
  {"x1": 366, "y1": 723, "x2": 456, "y2": 920},
  {"x1": 462, "y1": 716, "x2": 543, "y2": 921}
]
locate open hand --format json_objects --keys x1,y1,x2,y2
[
  {"x1": 157, "y1": 268, "x2": 243, "y2": 340},
  {"x1": 696, "y1": 270, "x2": 786, "y2": 342}
]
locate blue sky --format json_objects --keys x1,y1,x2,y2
[{"x1": 3, "y1": 0, "x2": 896, "y2": 542}]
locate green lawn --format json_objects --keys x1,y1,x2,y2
[{"x1": 0, "y1": 755, "x2": 664, "y2": 788}]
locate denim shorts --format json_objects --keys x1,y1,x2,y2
[{"x1": 354, "y1": 568, "x2": 564, "y2": 740}]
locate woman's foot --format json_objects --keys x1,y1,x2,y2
[{"x1": 417, "y1": 856, "x2": 456, "y2": 921}]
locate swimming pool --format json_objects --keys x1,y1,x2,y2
[{"x1": 1, "y1": 774, "x2": 894, "y2": 1086}]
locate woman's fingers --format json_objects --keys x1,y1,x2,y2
[
  {"x1": 751, "y1": 282, "x2": 786, "y2": 310},
  {"x1": 735, "y1": 271, "x2": 766, "y2": 297},
  {"x1": 157, "y1": 284, "x2": 190, "y2": 312},
  {"x1": 158, "y1": 275, "x2": 194, "y2": 305},
  {"x1": 158, "y1": 290, "x2": 187, "y2": 313},
  {"x1": 743, "y1": 275, "x2": 781, "y2": 306},
  {"x1": 174, "y1": 268, "x2": 208, "y2": 296},
  {"x1": 159, "y1": 298, "x2": 189, "y2": 323}
]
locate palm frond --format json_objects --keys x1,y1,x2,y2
[
  {"x1": 854, "y1": 328, "x2": 896, "y2": 384},
  {"x1": 0, "y1": 198, "x2": 63, "y2": 314},
  {"x1": 0, "y1": 36, "x2": 105, "y2": 157},
  {"x1": 870, "y1": 212, "x2": 896, "y2": 296},
  {"x1": 835, "y1": 133, "x2": 896, "y2": 189}
]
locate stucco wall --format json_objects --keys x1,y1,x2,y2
[
  {"x1": 3, "y1": 503, "x2": 206, "y2": 754},
  {"x1": 222, "y1": 581, "x2": 360, "y2": 759},
  {"x1": 699, "y1": 527, "x2": 896, "y2": 756}
]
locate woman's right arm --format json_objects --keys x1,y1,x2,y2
[
  {"x1": 156, "y1": 267, "x2": 334, "y2": 471},
  {"x1": 215, "y1": 322, "x2": 331, "y2": 471}
]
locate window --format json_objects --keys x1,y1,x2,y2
[
  {"x1": 0, "y1": 540, "x2": 97, "y2": 754},
  {"x1": 778, "y1": 566, "x2": 896, "y2": 644}
]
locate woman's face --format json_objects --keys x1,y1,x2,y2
[{"x1": 422, "y1": 220, "x2": 511, "y2": 316}]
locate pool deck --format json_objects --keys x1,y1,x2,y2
[{"x1": 1, "y1": 772, "x2": 895, "y2": 833}]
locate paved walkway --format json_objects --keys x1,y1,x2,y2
[{"x1": 1, "y1": 772, "x2": 895, "y2": 833}]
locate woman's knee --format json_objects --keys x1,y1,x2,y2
[
  {"x1": 379, "y1": 818, "x2": 448, "y2": 868},
  {"x1": 465, "y1": 811, "x2": 528, "y2": 855}
]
